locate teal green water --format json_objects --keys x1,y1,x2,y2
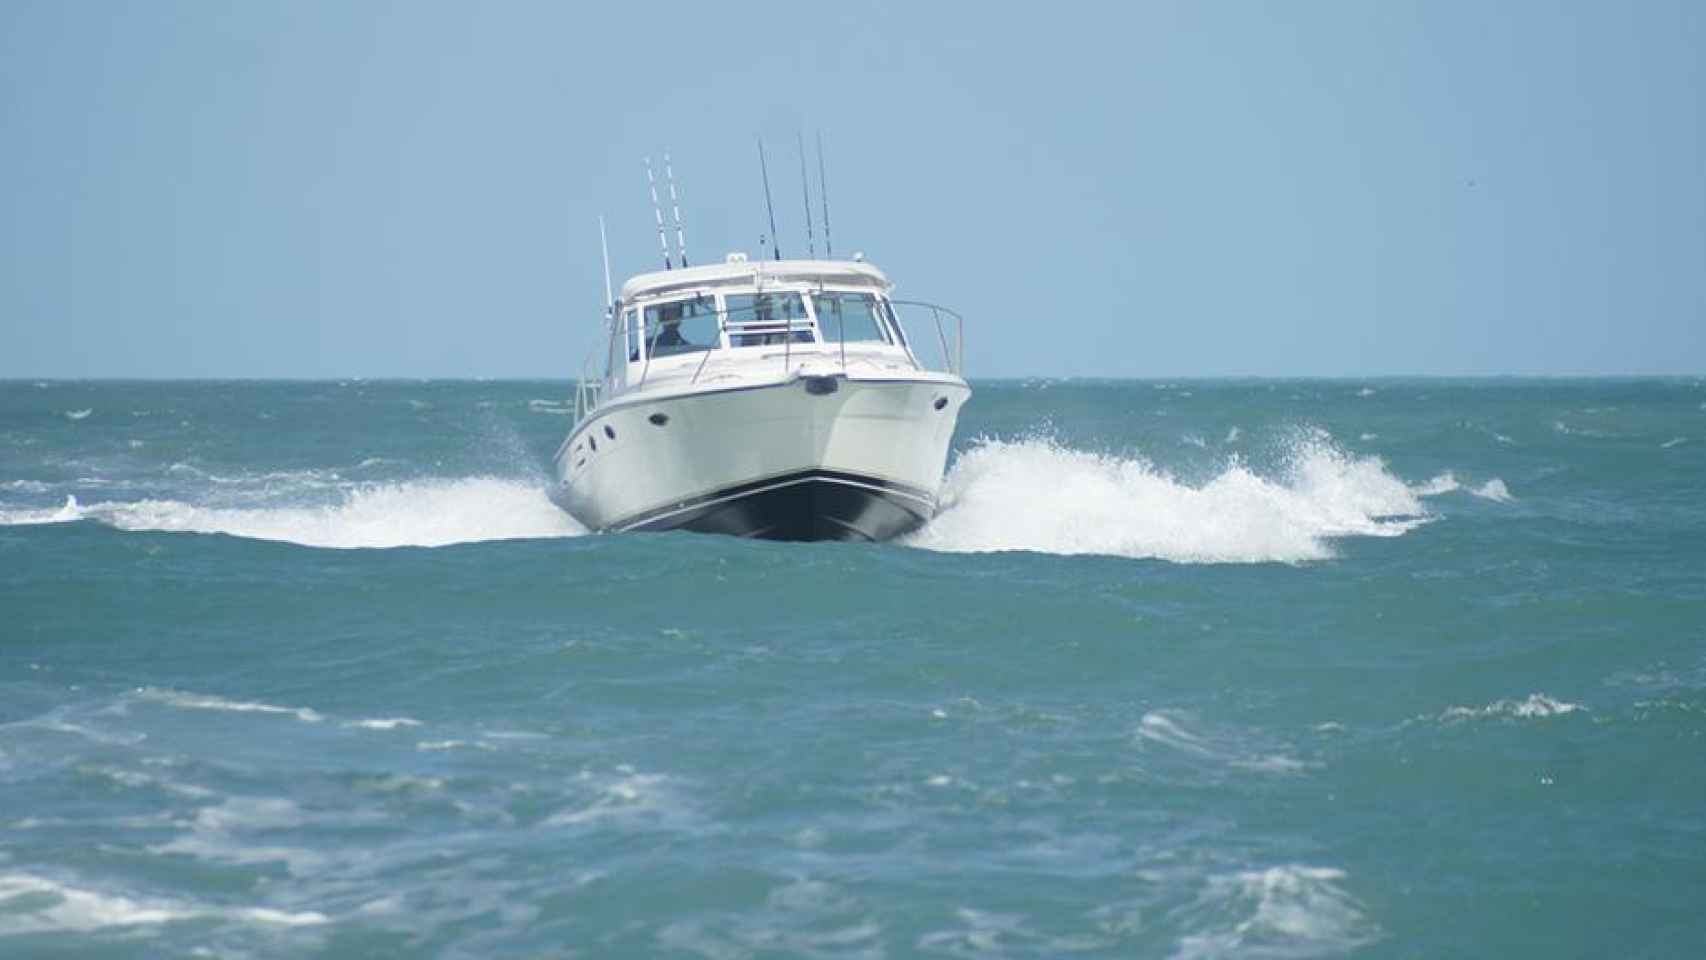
[{"x1": 3, "y1": 379, "x2": 1703, "y2": 957}]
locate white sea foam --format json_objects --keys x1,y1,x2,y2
[
  {"x1": 1356, "y1": 387, "x2": 1376, "y2": 397},
  {"x1": 64, "y1": 408, "x2": 92, "y2": 421},
  {"x1": 135, "y1": 687, "x2": 324, "y2": 723},
  {"x1": 1471, "y1": 478, "x2": 1513, "y2": 502},
  {"x1": 0, "y1": 494, "x2": 82, "y2": 526},
  {"x1": 1136, "y1": 710, "x2": 1312, "y2": 776},
  {"x1": 544, "y1": 767, "x2": 694, "y2": 829},
  {"x1": 1439, "y1": 693, "x2": 1584, "y2": 721},
  {"x1": 905, "y1": 432, "x2": 1428, "y2": 563},
  {"x1": 4, "y1": 477, "x2": 585, "y2": 549},
  {"x1": 1412, "y1": 473, "x2": 1510, "y2": 502},
  {"x1": 345, "y1": 717, "x2": 421, "y2": 731},
  {"x1": 1412, "y1": 472, "x2": 1461, "y2": 496},
  {"x1": 1172, "y1": 865, "x2": 1381, "y2": 959},
  {"x1": 1661, "y1": 437, "x2": 1687, "y2": 449},
  {"x1": 0, "y1": 871, "x2": 327, "y2": 935}
]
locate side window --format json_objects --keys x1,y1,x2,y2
[
  {"x1": 625, "y1": 308, "x2": 640, "y2": 363},
  {"x1": 643, "y1": 296, "x2": 720, "y2": 358},
  {"x1": 724, "y1": 292, "x2": 814, "y2": 347},
  {"x1": 814, "y1": 292, "x2": 890, "y2": 345}
]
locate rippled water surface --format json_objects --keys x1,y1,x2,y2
[{"x1": 3, "y1": 379, "x2": 1703, "y2": 957}]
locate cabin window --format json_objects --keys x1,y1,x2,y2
[
  {"x1": 724, "y1": 292, "x2": 814, "y2": 347},
  {"x1": 643, "y1": 295, "x2": 720, "y2": 358},
  {"x1": 813, "y1": 292, "x2": 891, "y2": 345},
  {"x1": 625, "y1": 308, "x2": 641, "y2": 362}
]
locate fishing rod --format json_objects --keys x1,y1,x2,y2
[
  {"x1": 816, "y1": 131, "x2": 832, "y2": 259},
  {"x1": 757, "y1": 138, "x2": 781, "y2": 261},
  {"x1": 664, "y1": 153, "x2": 688, "y2": 268},
  {"x1": 797, "y1": 132, "x2": 815, "y2": 258},
  {"x1": 644, "y1": 156, "x2": 671, "y2": 270}
]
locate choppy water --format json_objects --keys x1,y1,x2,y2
[{"x1": 3, "y1": 378, "x2": 1703, "y2": 958}]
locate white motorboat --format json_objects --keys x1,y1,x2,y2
[{"x1": 551, "y1": 254, "x2": 970, "y2": 541}]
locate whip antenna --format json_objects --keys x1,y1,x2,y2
[
  {"x1": 598, "y1": 215, "x2": 613, "y2": 310},
  {"x1": 797, "y1": 132, "x2": 815, "y2": 258},
  {"x1": 757, "y1": 138, "x2": 782, "y2": 261},
  {"x1": 664, "y1": 152, "x2": 688, "y2": 268},
  {"x1": 816, "y1": 131, "x2": 832, "y2": 259},
  {"x1": 644, "y1": 156, "x2": 671, "y2": 270}
]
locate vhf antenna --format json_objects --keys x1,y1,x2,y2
[
  {"x1": 797, "y1": 132, "x2": 816, "y2": 258},
  {"x1": 757, "y1": 138, "x2": 781, "y2": 261},
  {"x1": 816, "y1": 131, "x2": 832, "y2": 259},
  {"x1": 644, "y1": 156, "x2": 671, "y2": 270},
  {"x1": 598, "y1": 215, "x2": 613, "y2": 312},
  {"x1": 664, "y1": 153, "x2": 688, "y2": 268}
]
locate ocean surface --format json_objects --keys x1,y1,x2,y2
[{"x1": 3, "y1": 378, "x2": 1703, "y2": 958}]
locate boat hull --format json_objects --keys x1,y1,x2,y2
[{"x1": 553, "y1": 373, "x2": 968, "y2": 542}]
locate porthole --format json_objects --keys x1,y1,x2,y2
[
  {"x1": 649, "y1": 412, "x2": 669, "y2": 426},
  {"x1": 588, "y1": 434, "x2": 597, "y2": 452},
  {"x1": 933, "y1": 396, "x2": 948, "y2": 411},
  {"x1": 604, "y1": 425, "x2": 616, "y2": 440}
]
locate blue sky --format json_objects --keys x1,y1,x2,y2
[{"x1": 2, "y1": 1, "x2": 1701, "y2": 378}]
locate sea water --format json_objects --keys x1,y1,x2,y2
[{"x1": 2, "y1": 378, "x2": 1702, "y2": 957}]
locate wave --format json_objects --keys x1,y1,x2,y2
[
  {"x1": 1411, "y1": 473, "x2": 1513, "y2": 502},
  {"x1": 1173, "y1": 865, "x2": 1382, "y2": 959},
  {"x1": 1472, "y1": 478, "x2": 1512, "y2": 502},
  {"x1": 134, "y1": 687, "x2": 324, "y2": 723},
  {"x1": 905, "y1": 432, "x2": 1430, "y2": 563},
  {"x1": 0, "y1": 871, "x2": 326, "y2": 935},
  {"x1": 1439, "y1": 693, "x2": 1584, "y2": 721},
  {"x1": 0, "y1": 477, "x2": 585, "y2": 549}
]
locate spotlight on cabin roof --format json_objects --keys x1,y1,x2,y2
[
  {"x1": 852, "y1": 251, "x2": 865, "y2": 262},
  {"x1": 725, "y1": 252, "x2": 748, "y2": 263}
]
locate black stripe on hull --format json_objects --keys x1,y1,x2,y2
[{"x1": 619, "y1": 470, "x2": 935, "y2": 542}]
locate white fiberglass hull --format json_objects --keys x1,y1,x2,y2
[{"x1": 552, "y1": 371, "x2": 968, "y2": 541}]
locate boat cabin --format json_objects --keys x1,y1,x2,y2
[{"x1": 604, "y1": 257, "x2": 918, "y2": 388}]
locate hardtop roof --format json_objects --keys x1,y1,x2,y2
[{"x1": 619, "y1": 258, "x2": 891, "y2": 303}]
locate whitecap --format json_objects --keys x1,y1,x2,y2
[
  {"x1": 1224, "y1": 426, "x2": 1241, "y2": 444},
  {"x1": 1439, "y1": 693, "x2": 1584, "y2": 721},
  {"x1": 544, "y1": 768, "x2": 694, "y2": 829},
  {"x1": 64, "y1": 409, "x2": 92, "y2": 421},
  {"x1": 1411, "y1": 472, "x2": 1460, "y2": 496},
  {"x1": 134, "y1": 687, "x2": 323, "y2": 723},
  {"x1": 1172, "y1": 865, "x2": 1381, "y2": 959},
  {"x1": 0, "y1": 872, "x2": 193, "y2": 933},
  {"x1": 906, "y1": 431, "x2": 1428, "y2": 564},
  {"x1": 1661, "y1": 437, "x2": 1687, "y2": 449},
  {"x1": 1471, "y1": 478, "x2": 1512, "y2": 502},
  {"x1": 1356, "y1": 387, "x2": 1376, "y2": 397},
  {"x1": 1136, "y1": 710, "x2": 1312, "y2": 775},
  {"x1": 344, "y1": 717, "x2": 421, "y2": 731},
  {"x1": 0, "y1": 495, "x2": 82, "y2": 526}
]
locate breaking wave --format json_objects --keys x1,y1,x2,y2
[
  {"x1": 905, "y1": 432, "x2": 1430, "y2": 564},
  {"x1": 0, "y1": 477, "x2": 584, "y2": 549}
]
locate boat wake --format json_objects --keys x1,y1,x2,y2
[
  {"x1": 0, "y1": 477, "x2": 584, "y2": 549},
  {"x1": 904, "y1": 432, "x2": 1432, "y2": 564}
]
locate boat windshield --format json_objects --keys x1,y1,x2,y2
[
  {"x1": 643, "y1": 296, "x2": 719, "y2": 358},
  {"x1": 725, "y1": 292, "x2": 813, "y2": 347},
  {"x1": 812, "y1": 291, "x2": 891, "y2": 345}
]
